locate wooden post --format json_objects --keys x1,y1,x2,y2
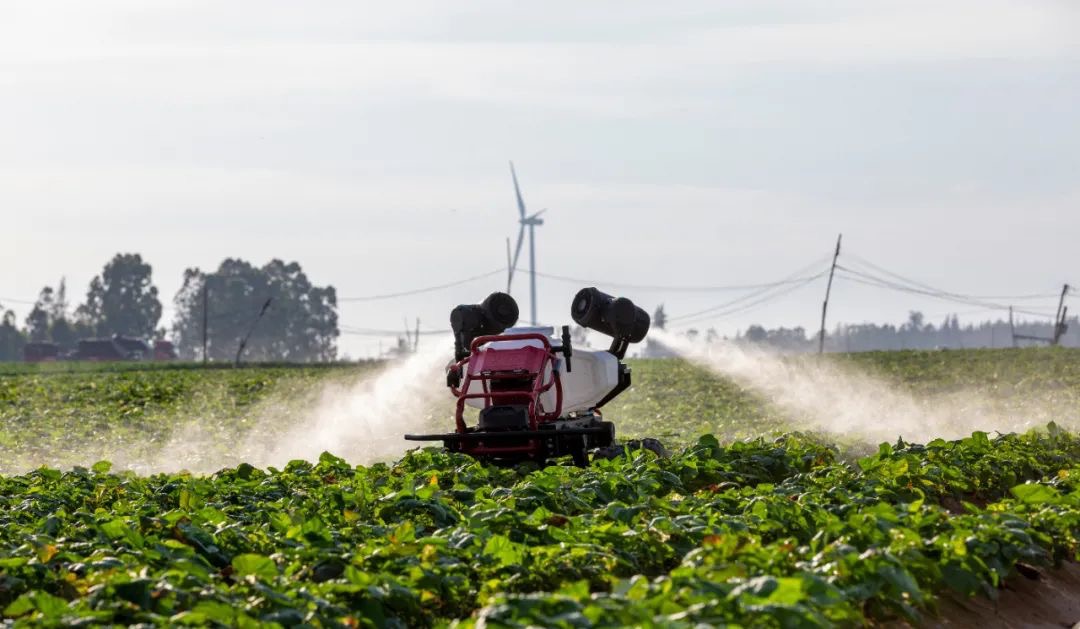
[
  {"x1": 1009, "y1": 306, "x2": 1017, "y2": 348},
  {"x1": 235, "y1": 298, "x2": 272, "y2": 366},
  {"x1": 818, "y1": 234, "x2": 842, "y2": 354},
  {"x1": 1053, "y1": 284, "x2": 1070, "y2": 346},
  {"x1": 202, "y1": 283, "x2": 209, "y2": 364},
  {"x1": 1057, "y1": 306, "x2": 1069, "y2": 346}
]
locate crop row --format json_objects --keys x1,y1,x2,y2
[{"x1": 2, "y1": 425, "x2": 1080, "y2": 626}]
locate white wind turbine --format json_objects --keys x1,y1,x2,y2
[{"x1": 506, "y1": 162, "x2": 545, "y2": 326}]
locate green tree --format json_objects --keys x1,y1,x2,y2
[
  {"x1": 21, "y1": 279, "x2": 82, "y2": 348},
  {"x1": 49, "y1": 279, "x2": 91, "y2": 348},
  {"x1": 171, "y1": 258, "x2": 338, "y2": 362},
  {"x1": 24, "y1": 287, "x2": 53, "y2": 342},
  {"x1": 0, "y1": 306, "x2": 26, "y2": 361},
  {"x1": 76, "y1": 254, "x2": 162, "y2": 339},
  {"x1": 653, "y1": 304, "x2": 667, "y2": 330}
]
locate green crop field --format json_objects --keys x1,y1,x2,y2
[{"x1": 3, "y1": 349, "x2": 1080, "y2": 626}]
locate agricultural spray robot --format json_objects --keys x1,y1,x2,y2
[{"x1": 405, "y1": 288, "x2": 651, "y2": 466}]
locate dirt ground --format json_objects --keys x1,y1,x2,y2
[{"x1": 909, "y1": 562, "x2": 1080, "y2": 628}]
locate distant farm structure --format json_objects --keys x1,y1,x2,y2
[{"x1": 22, "y1": 335, "x2": 177, "y2": 363}]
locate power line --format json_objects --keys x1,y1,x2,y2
[
  {"x1": 836, "y1": 266, "x2": 1054, "y2": 315},
  {"x1": 337, "y1": 268, "x2": 506, "y2": 302},
  {"x1": 533, "y1": 270, "x2": 830, "y2": 293},
  {"x1": 339, "y1": 325, "x2": 451, "y2": 337},
  {"x1": 916, "y1": 307, "x2": 1022, "y2": 319},
  {"x1": 835, "y1": 268, "x2": 1057, "y2": 319},
  {"x1": 843, "y1": 252, "x2": 1062, "y2": 301},
  {"x1": 0, "y1": 296, "x2": 37, "y2": 306},
  {"x1": 666, "y1": 256, "x2": 833, "y2": 324},
  {"x1": 670, "y1": 273, "x2": 825, "y2": 328}
]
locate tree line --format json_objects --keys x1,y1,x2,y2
[
  {"x1": 0, "y1": 254, "x2": 338, "y2": 362},
  {"x1": 657, "y1": 307, "x2": 1079, "y2": 353}
]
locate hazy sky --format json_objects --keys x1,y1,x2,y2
[{"x1": 2, "y1": 1, "x2": 1078, "y2": 357}]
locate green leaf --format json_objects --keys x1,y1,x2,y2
[
  {"x1": 235, "y1": 462, "x2": 257, "y2": 480},
  {"x1": 878, "y1": 565, "x2": 921, "y2": 598},
  {"x1": 190, "y1": 600, "x2": 244, "y2": 623},
  {"x1": 765, "y1": 578, "x2": 805, "y2": 604},
  {"x1": 3, "y1": 595, "x2": 35, "y2": 618},
  {"x1": 3, "y1": 591, "x2": 69, "y2": 619},
  {"x1": 114, "y1": 579, "x2": 153, "y2": 609},
  {"x1": 728, "y1": 576, "x2": 778, "y2": 600},
  {"x1": 100, "y1": 518, "x2": 144, "y2": 548},
  {"x1": 91, "y1": 460, "x2": 113, "y2": 474},
  {"x1": 1010, "y1": 483, "x2": 1059, "y2": 505},
  {"x1": 232, "y1": 554, "x2": 278, "y2": 581},
  {"x1": 483, "y1": 534, "x2": 526, "y2": 567},
  {"x1": 0, "y1": 557, "x2": 28, "y2": 568},
  {"x1": 942, "y1": 563, "x2": 982, "y2": 595}
]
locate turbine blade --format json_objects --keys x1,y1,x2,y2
[
  {"x1": 510, "y1": 161, "x2": 526, "y2": 219},
  {"x1": 505, "y1": 237, "x2": 513, "y2": 293},
  {"x1": 511, "y1": 225, "x2": 526, "y2": 280}
]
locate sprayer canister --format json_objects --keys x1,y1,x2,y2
[
  {"x1": 571, "y1": 287, "x2": 650, "y2": 343},
  {"x1": 451, "y1": 292, "x2": 520, "y2": 344}
]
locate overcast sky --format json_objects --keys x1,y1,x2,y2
[{"x1": 2, "y1": 0, "x2": 1078, "y2": 357}]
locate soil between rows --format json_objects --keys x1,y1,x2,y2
[{"x1": 896, "y1": 562, "x2": 1080, "y2": 628}]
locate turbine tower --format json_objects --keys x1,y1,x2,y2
[{"x1": 506, "y1": 161, "x2": 545, "y2": 326}]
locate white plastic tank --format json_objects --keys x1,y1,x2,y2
[{"x1": 463, "y1": 327, "x2": 620, "y2": 414}]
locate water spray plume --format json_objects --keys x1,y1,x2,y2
[
  {"x1": 244, "y1": 341, "x2": 452, "y2": 469},
  {"x1": 91, "y1": 341, "x2": 453, "y2": 475},
  {"x1": 652, "y1": 329, "x2": 1077, "y2": 444}
]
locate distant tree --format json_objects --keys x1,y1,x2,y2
[
  {"x1": 76, "y1": 254, "x2": 162, "y2": 339},
  {"x1": 49, "y1": 279, "x2": 80, "y2": 349},
  {"x1": 25, "y1": 287, "x2": 54, "y2": 342},
  {"x1": 685, "y1": 328, "x2": 699, "y2": 342},
  {"x1": 0, "y1": 306, "x2": 26, "y2": 361},
  {"x1": 23, "y1": 279, "x2": 81, "y2": 349},
  {"x1": 50, "y1": 317, "x2": 80, "y2": 350},
  {"x1": 49, "y1": 278, "x2": 67, "y2": 320},
  {"x1": 653, "y1": 305, "x2": 667, "y2": 330},
  {"x1": 745, "y1": 325, "x2": 767, "y2": 343},
  {"x1": 705, "y1": 328, "x2": 719, "y2": 344},
  {"x1": 736, "y1": 325, "x2": 812, "y2": 352},
  {"x1": 171, "y1": 258, "x2": 338, "y2": 362},
  {"x1": 746, "y1": 310, "x2": 1080, "y2": 352},
  {"x1": 904, "y1": 311, "x2": 925, "y2": 333}
]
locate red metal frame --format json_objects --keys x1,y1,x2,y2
[{"x1": 447, "y1": 333, "x2": 564, "y2": 457}]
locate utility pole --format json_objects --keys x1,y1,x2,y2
[
  {"x1": 1012, "y1": 285, "x2": 1070, "y2": 347},
  {"x1": 818, "y1": 233, "x2": 842, "y2": 354},
  {"x1": 235, "y1": 298, "x2": 272, "y2": 367},
  {"x1": 202, "y1": 283, "x2": 209, "y2": 364},
  {"x1": 1053, "y1": 284, "x2": 1070, "y2": 346},
  {"x1": 1009, "y1": 306, "x2": 1017, "y2": 348}
]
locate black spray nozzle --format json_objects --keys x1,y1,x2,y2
[
  {"x1": 451, "y1": 292, "x2": 520, "y2": 359},
  {"x1": 571, "y1": 287, "x2": 651, "y2": 349}
]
